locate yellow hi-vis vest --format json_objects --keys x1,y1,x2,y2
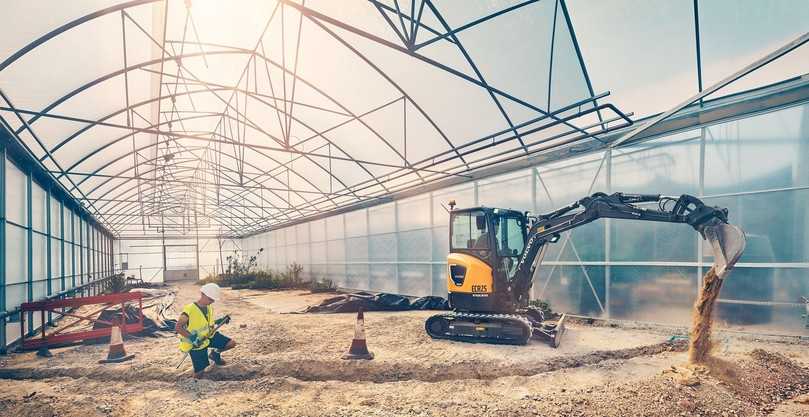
[{"x1": 178, "y1": 302, "x2": 214, "y2": 352}]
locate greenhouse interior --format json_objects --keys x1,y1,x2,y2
[{"x1": 0, "y1": 2, "x2": 808, "y2": 415}]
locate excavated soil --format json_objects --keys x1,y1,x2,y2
[
  {"x1": 689, "y1": 266, "x2": 724, "y2": 364},
  {"x1": 1, "y1": 283, "x2": 808, "y2": 417}
]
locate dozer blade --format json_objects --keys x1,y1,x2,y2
[
  {"x1": 703, "y1": 222, "x2": 746, "y2": 277},
  {"x1": 551, "y1": 313, "x2": 567, "y2": 348}
]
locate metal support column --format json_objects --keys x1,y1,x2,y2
[
  {"x1": 60, "y1": 201, "x2": 65, "y2": 297},
  {"x1": 604, "y1": 148, "x2": 612, "y2": 319},
  {"x1": 26, "y1": 169, "x2": 33, "y2": 335},
  {"x1": 71, "y1": 211, "x2": 76, "y2": 290},
  {"x1": 0, "y1": 145, "x2": 6, "y2": 353},
  {"x1": 393, "y1": 201, "x2": 400, "y2": 294},
  {"x1": 697, "y1": 127, "x2": 706, "y2": 292},
  {"x1": 45, "y1": 186, "x2": 52, "y2": 325}
]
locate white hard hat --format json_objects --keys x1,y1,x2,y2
[{"x1": 200, "y1": 283, "x2": 222, "y2": 301}]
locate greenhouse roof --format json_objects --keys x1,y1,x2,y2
[{"x1": 0, "y1": 0, "x2": 807, "y2": 238}]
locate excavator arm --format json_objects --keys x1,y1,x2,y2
[{"x1": 511, "y1": 192, "x2": 747, "y2": 305}]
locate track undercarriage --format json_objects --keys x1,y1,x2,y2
[{"x1": 425, "y1": 308, "x2": 567, "y2": 347}]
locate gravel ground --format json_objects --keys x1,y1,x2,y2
[{"x1": 0, "y1": 283, "x2": 807, "y2": 417}]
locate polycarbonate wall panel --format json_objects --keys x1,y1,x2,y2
[
  {"x1": 242, "y1": 103, "x2": 809, "y2": 336},
  {"x1": 2, "y1": 152, "x2": 113, "y2": 351}
]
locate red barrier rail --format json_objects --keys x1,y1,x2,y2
[{"x1": 20, "y1": 292, "x2": 144, "y2": 350}]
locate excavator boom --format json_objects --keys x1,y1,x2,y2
[{"x1": 512, "y1": 192, "x2": 746, "y2": 301}]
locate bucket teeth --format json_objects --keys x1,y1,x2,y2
[{"x1": 703, "y1": 222, "x2": 746, "y2": 277}]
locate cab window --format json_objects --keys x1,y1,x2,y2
[
  {"x1": 495, "y1": 215, "x2": 525, "y2": 257},
  {"x1": 451, "y1": 211, "x2": 489, "y2": 250}
]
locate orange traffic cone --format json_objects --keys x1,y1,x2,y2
[
  {"x1": 342, "y1": 309, "x2": 374, "y2": 360},
  {"x1": 98, "y1": 325, "x2": 136, "y2": 364}
]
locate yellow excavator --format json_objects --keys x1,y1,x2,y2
[{"x1": 425, "y1": 192, "x2": 746, "y2": 347}]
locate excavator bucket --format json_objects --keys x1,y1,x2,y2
[{"x1": 703, "y1": 222, "x2": 746, "y2": 277}]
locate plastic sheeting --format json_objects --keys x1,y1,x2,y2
[{"x1": 301, "y1": 291, "x2": 449, "y2": 313}]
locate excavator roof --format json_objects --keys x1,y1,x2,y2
[{"x1": 451, "y1": 206, "x2": 526, "y2": 218}]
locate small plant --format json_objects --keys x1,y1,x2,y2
[
  {"x1": 109, "y1": 273, "x2": 126, "y2": 293},
  {"x1": 197, "y1": 273, "x2": 221, "y2": 285},
  {"x1": 309, "y1": 278, "x2": 336, "y2": 293},
  {"x1": 529, "y1": 299, "x2": 552, "y2": 316},
  {"x1": 202, "y1": 253, "x2": 321, "y2": 293}
]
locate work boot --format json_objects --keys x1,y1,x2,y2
[{"x1": 209, "y1": 350, "x2": 226, "y2": 366}]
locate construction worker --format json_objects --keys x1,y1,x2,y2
[{"x1": 175, "y1": 283, "x2": 236, "y2": 377}]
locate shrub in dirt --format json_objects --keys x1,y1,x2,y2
[
  {"x1": 249, "y1": 271, "x2": 282, "y2": 290},
  {"x1": 310, "y1": 278, "x2": 336, "y2": 293},
  {"x1": 109, "y1": 274, "x2": 127, "y2": 293},
  {"x1": 206, "y1": 262, "x2": 314, "y2": 291},
  {"x1": 276, "y1": 262, "x2": 304, "y2": 287},
  {"x1": 197, "y1": 273, "x2": 221, "y2": 285},
  {"x1": 529, "y1": 299, "x2": 553, "y2": 317}
]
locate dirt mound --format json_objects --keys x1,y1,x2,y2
[
  {"x1": 516, "y1": 349, "x2": 809, "y2": 416},
  {"x1": 707, "y1": 349, "x2": 809, "y2": 412}
]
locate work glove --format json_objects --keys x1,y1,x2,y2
[
  {"x1": 214, "y1": 315, "x2": 231, "y2": 326},
  {"x1": 187, "y1": 332, "x2": 202, "y2": 347}
]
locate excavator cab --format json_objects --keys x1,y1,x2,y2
[{"x1": 447, "y1": 208, "x2": 527, "y2": 312}]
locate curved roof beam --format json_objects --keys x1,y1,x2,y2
[
  {"x1": 0, "y1": 0, "x2": 160, "y2": 71},
  {"x1": 85, "y1": 148, "x2": 332, "y2": 222},
  {"x1": 73, "y1": 140, "x2": 302, "y2": 223},
  {"x1": 23, "y1": 50, "x2": 382, "y2": 205},
  {"x1": 56, "y1": 110, "x2": 369, "y2": 214}
]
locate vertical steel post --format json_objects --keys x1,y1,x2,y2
[
  {"x1": 71, "y1": 210, "x2": 76, "y2": 290},
  {"x1": 530, "y1": 168, "x2": 538, "y2": 301},
  {"x1": 46, "y1": 186, "x2": 52, "y2": 325},
  {"x1": 393, "y1": 201, "x2": 400, "y2": 294},
  {"x1": 697, "y1": 127, "x2": 706, "y2": 293},
  {"x1": 428, "y1": 191, "x2": 434, "y2": 296},
  {"x1": 26, "y1": 168, "x2": 33, "y2": 335},
  {"x1": 60, "y1": 201, "x2": 65, "y2": 304},
  {"x1": 0, "y1": 144, "x2": 6, "y2": 353},
  {"x1": 604, "y1": 148, "x2": 612, "y2": 319},
  {"x1": 78, "y1": 216, "x2": 83, "y2": 292}
]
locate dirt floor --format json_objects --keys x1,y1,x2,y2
[{"x1": 1, "y1": 283, "x2": 808, "y2": 417}]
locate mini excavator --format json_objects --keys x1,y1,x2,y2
[{"x1": 425, "y1": 192, "x2": 746, "y2": 347}]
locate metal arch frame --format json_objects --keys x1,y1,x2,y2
[
  {"x1": 341, "y1": 0, "x2": 604, "y2": 143},
  {"x1": 14, "y1": 44, "x2": 462, "y2": 210},
  {"x1": 0, "y1": 0, "x2": 620, "y2": 238}
]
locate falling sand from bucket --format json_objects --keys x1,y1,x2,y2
[{"x1": 688, "y1": 266, "x2": 724, "y2": 364}]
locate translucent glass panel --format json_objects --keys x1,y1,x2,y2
[
  {"x1": 5, "y1": 224, "x2": 28, "y2": 310},
  {"x1": 704, "y1": 104, "x2": 808, "y2": 196},
  {"x1": 567, "y1": 0, "x2": 698, "y2": 117},
  {"x1": 608, "y1": 266, "x2": 697, "y2": 326},
  {"x1": 537, "y1": 151, "x2": 606, "y2": 262},
  {"x1": 398, "y1": 229, "x2": 431, "y2": 262},
  {"x1": 432, "y1": 183, "x2": 474, "y2": 227},
  {"x1": 369, "y1": 203, "x2": 395, "y2": 234},
  {"x1": 478, "y1": 170, "x2": 533, "y2": 212},
  {"x1": 698, "y1": 0, "x2": 809, "y2": 97},
  {"x1": 6, "y1": 158, "x2": 27, "y2": 225},
  {"x1": 399, "y1": 264, "x2": 432, "y2": 297},
  {"x1": 703, "y1": 189, "x2": 809, "y2": 263},
  {"x1": 537, "y1": 265, "x2": 606, "y2": 318},
  {"x1": 32, "y1": 234, "x2": 47, "y2": 299},
  {"x1": 398, "y1": 195, "x2": 431, "y2": 231},
  {"x1": 51, "y1": 238, "x2": 62, "y2": 292},
  {"x1": 345, "y1": 209, "x2": 368, "y2": 238},
  {"x1": 31, "y1": 182, "x2": 47, "y2": 232}
]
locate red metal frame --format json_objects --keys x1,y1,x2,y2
[{"x1": 20, "y1": 292, "x2": 144, "y2": 350}]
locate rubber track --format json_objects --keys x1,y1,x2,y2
[{"x1": 425, "y1": 312, "x2": 533, "y2": 345}]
